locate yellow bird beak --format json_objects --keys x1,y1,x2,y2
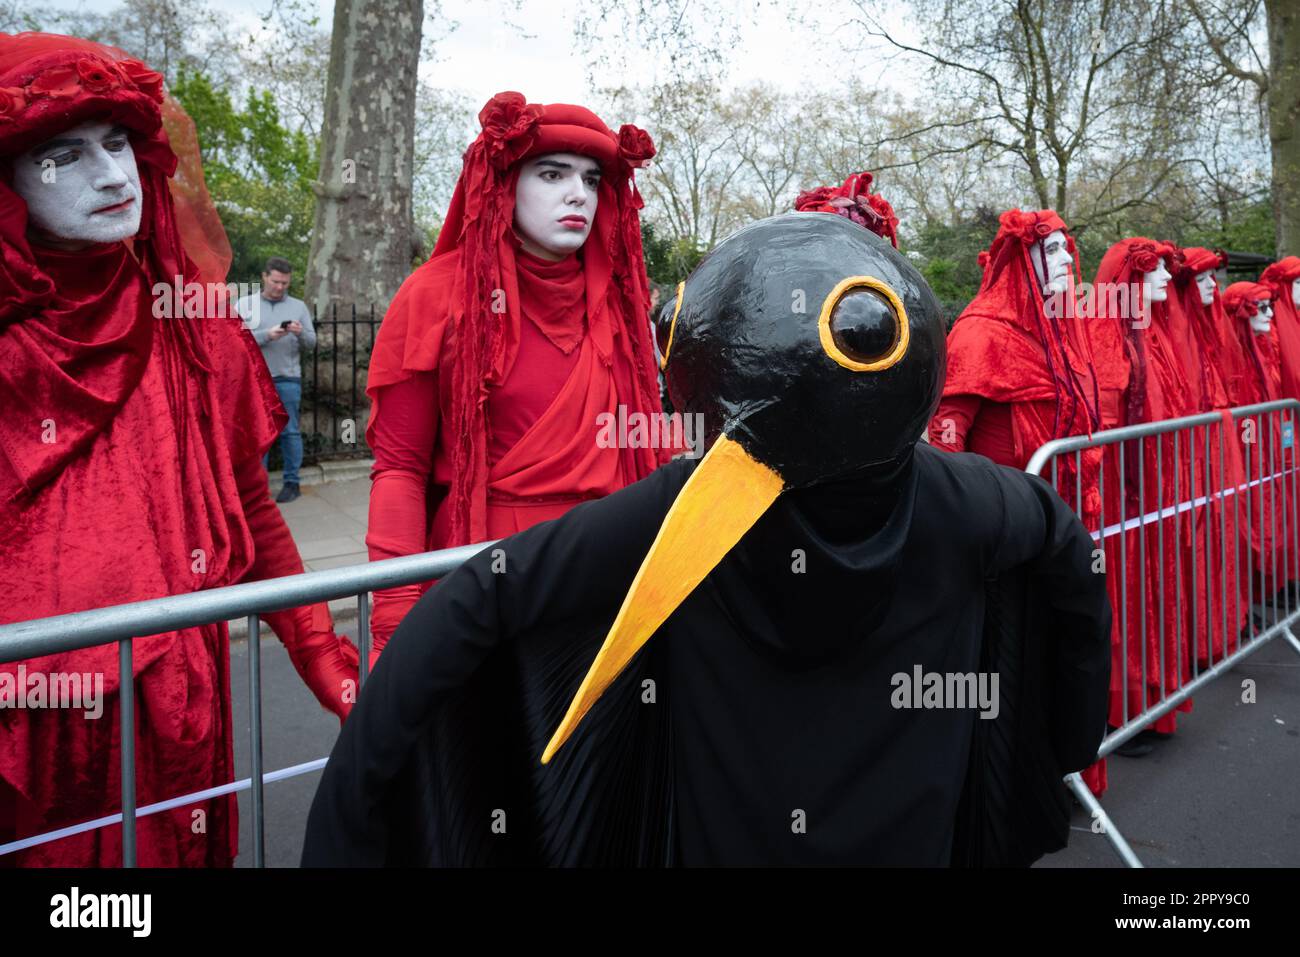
[{"x1": 540, "y1": 433, "x2": 785, "y2": 764}]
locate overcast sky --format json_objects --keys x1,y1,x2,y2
[{"x1": 57, "y1": 0, "x2": 922, "y2": 107}]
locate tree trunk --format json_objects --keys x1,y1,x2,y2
[
  {"x1": 306, "y1": 0, "x2": 423, "y2": 312},
  {"x1": 1268, "y1": 0, "x2": 1300, "y2": 255}
]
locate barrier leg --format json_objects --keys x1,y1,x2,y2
[
  {"x1": 120, "y1": 638, "x2": 136, "y2": 868},
  {"x1": 1283, "y1": 626, "x2": 1300, "y2": 657},
  {"x1": 1065, "y1": 772, "x2": 1143, "y2": 868},
  {"x1": 248, "y1": 614, "x2": 265, "y2": 868}
]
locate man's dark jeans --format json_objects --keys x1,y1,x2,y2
[{"x1": 265, "y1": 376, "x2": 303, "y2": 485}]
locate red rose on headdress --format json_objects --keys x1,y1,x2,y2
[
  {"x1": 1127, "y1": 241, "x2": 1161, "y2": 274},
  {"x1": 794, "y1": 186, "x2": 836, "y2": 211},
  {"x1": 479, "y1": 91, "x2": 543, "y2": 170},
  {"x1": 998, "y1": 209, "x2": 1049, "y2": 243},
  {"x1": 76, "y1": 57, "x2": 119, "y2": 94},
  {"x1": 618, "y1": 124, "x2": 655, "y2": 169},
  {"x1": 865, "y1": 193, "x2": 899, "y2": 234},
  {"x1": 28, "y1": 64, "x2": 80, "y2": 98},
  {"x1": 117, "y1": 58, "x2": 164, "y2": 103},
  {"x1": 0, "y1": 86, "x2": 26, "y2": 120}
]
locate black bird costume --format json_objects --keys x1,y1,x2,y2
[{"x1": 303, "y1": 214, "x2": 1111, "y2": 867}]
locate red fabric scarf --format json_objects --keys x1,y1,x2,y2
[{"x1": 515, "y1": 244, "x2": 585, "y2": 354}]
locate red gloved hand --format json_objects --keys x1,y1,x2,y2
[
  {"x1": 366, "y1": 589, "x2": 418, "y2": 674},
  {"x1": 262, "y1": 602, "x2": 359, "y2": 723}
]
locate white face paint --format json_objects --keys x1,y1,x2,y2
[
  {"x1": 11, "y1": 119, "x2": 143, "y2": 247},
  {"x1": 1031, "y1": 229, "x2": 1072, "y2": 295},
  {"x1": 1143, "y1": 257, "x2": 1172, "y2": 303},
  {"x1": 513, "y1": 152, "x2": 600, "y2": 261},
  {"x1": 1250, "y1": 299, "x2": 1273, "y2": 335},
  {"x1": 1293, "y1": 277, "x2": 1300, "y2": 308},
  {"x1": 1195, "y1": 270, "x2": 1217, "y2": 306}
]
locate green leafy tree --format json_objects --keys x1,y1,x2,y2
[{"x1": 171, "y1": 70, "x2": 317, "y2": 292}]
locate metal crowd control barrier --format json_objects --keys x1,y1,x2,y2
[
  {"x1": 3, "y1": 403, "x2": 1298, "y2": 867},
  {"x1": 0, "y1": 541, "x2": 495, "y2": 866},
  {"x1": 1026, "y1": 398, "x2": 1300, "y2": 868}
]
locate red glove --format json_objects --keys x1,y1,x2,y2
[{"x1": 261, "y1": 602, "x2": 359, "y2": 722}]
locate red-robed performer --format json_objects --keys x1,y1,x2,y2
[
  {"x1": 927, "y1": 209, "x2": 1107, "y2": 791},
  {"x1": 1221, "y1": 281, "x2": 1295, "y2": 593},
  {"x1": 1173, "y1": 248, "x2": 1251, "y2": 664},
  {"x1": 1260, "y1": 256, "x2": 1300, "y2": 401},
  {"x1": 1089, "y1": 238, "x2": 1203, "y2": 758},
  {"x1": 0, "y1": 34, "x2": 358, "y2": 867},
  {"x1": 364, "y1": 93, "x2": 669, "y2": 664}
]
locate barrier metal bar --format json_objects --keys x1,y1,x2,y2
[
  {"x1": 0, "y1": 542, "x2": 496, "y2": 663},
  {"x1": 248, "y1": 614, "x2": 265, "y2": 868},
  {"x1": 1064, "y1": 772, "x2": 1142, "y2": 868},
  {"x1": 0, "y1": 758, "x2": 327, "y2": 857},
  {"x1": 120, "y1": 638, "x2": 135, "y2": 868},
  {"x1": 0, "y1": 541, "x2": 495, "y2": 867},
  {"x1": 358, "y1": 593, "x2": 370, "y2": 690}
]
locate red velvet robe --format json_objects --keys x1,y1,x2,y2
[
  {"x1": 1173, "y1": 277, "x2": 1251, "y2": 664},
  {"x1": 0, "y1": 243, "x2": 308, "y2": 866},
  {"x1": 1221, "y1": 310, "x2": 1292, "y2": 595}
]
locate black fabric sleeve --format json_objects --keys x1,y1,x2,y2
[
  {"x1": 301, "y1": 459, "x2": 690, "y2": 866},
  {"x1": 989, "y1": 464, "x2": 1112, "y2": 773}
]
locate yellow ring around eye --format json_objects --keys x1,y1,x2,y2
[
  {"x1": 817, "y1": 275, "x2": 910, "y2": 372},
  {"x1": 660, "y1": 280, "x2": 685, "y2": 371}
]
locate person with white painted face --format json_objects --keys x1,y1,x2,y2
[
  {"x1": 0, "y1": 33, "x2": 358, "y2": 867},
  {"x1": 362, "y1": 94, "x2": 669, "y2": 668}
]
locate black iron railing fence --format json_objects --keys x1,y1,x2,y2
[{"x1": 263, "y1": 303, "x2": 381, "y2": 469}]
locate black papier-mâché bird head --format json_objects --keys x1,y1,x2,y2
[
  {"x1": 542, "y1": 212, "x2": 948, "y2": 762},
  {"x1": 659, "y1": 212, "x2": 946, "y2": 485}
]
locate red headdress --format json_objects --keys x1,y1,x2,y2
[
  {"x1": 1260, "y1": 255, "x2": 1300, "y2": 292},
  {"x1": 1222, "y1": 280, "x2": 1280, "y2": 404},
  {"x1": 793, "y1": 170, "x2": 899, "y2": 247},
  {"x1": 0, "y1": 32, "x2": 240, "y2": 499},
  {"x1": 367, "y1": 92, "x2": 664, "y2": 545}
]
